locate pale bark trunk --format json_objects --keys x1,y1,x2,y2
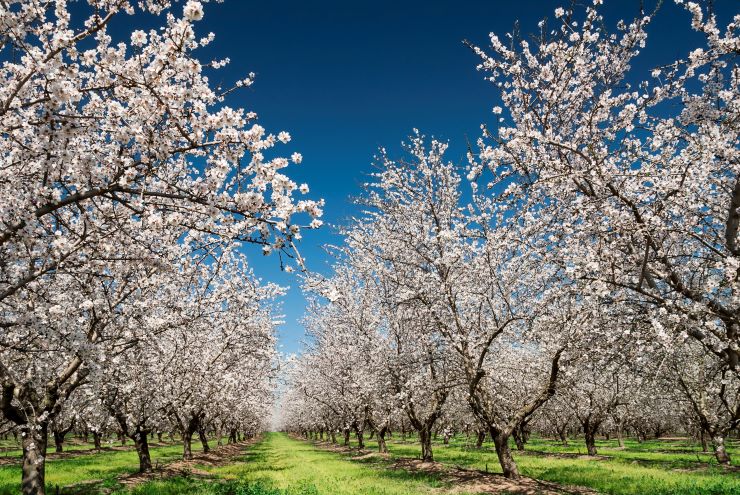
[{"x1": 712, "y1": 434, "x2": 731, "y2": 465}]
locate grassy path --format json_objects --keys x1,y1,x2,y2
[{"x1": 198, "y1": 432, "x2": 449, "y2": 494}]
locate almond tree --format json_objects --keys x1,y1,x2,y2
[
  {"x1": 0, "y1": 2, "x2": 319, "y2": 493},
  {"x1": 467, "y1": 0, "x2": 740, "y2": 446}
]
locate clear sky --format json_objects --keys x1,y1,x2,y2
[{"x1": 110, "y1": 0, "x2": 735, "y2": 354}]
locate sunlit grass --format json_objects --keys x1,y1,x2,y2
[
  {"x1": 345, "y1": 433, "x2": 740, "y2": 495},
  {"x1": 0, "y1": 439, "x2": 205, "y2": 495},
  {"x1": 1, "y1": 432, "x2": 738, "y2": 494}
]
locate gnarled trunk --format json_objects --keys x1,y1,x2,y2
[
  {"x1": 377, "y1": 425, "x2": 388, "y2": 453},
  {"x1": 343, "y1": 428, "x2": 351, "y2": 446},
  {"x1": 93, "y1": 431, "x2": 102, "y2": 451},
  {"x1": 512, "y1": 426, "x2": 525, "y2": 451},
  {"x1": 492, "y1": 432, "x2": 519, "y2": 479},
  {"x1": 475, "y1": 430, "x2": 486, "y2": 448},
  {"x1": 557, "y1": 425, "x2": 568, "y2": 447},
  {"x1": 585, "y1": 428, "x2": 598, "y2": 456},
  {"x1": 419, "y1": 427, "x2": 433, "y2": 461},
  {"x1": 354, "y1": 425, "x2": 365, "y2": 449},
  {"x1": 133, "y1": 429, "x2": 153, "y2": 473},
  {"x1": 53, "y1": 430, "x2": 65, "y2": 453},
  {"x1": 198, "y1": 426, "x2": 210, "y2": 453},
  {"x1": 21, "y1": 422, "x2": 48, "y2": 495},
  {"x1": 183, "y1": 429, "x2": 194, "y2": 460},
  {"x1": 712, "y1": 434, "x2": 731, "y2": 465}
]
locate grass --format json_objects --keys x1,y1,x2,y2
[
  {"x1": 111, "y1": 433, "x2": 472, "y2": 495},
  {"x1": 2, "y1": 432, "x2": 739, "y2": 494},
  {"x1": 0, "y1": 439, "x2": 206, "y2": 495},
  {"x1": 340, "y1": 433, "x2": 740, "y2": 495}
]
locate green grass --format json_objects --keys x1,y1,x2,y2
[
  {"x1": 2, "y1": 432, "x2": 739, "y2": 494},
  {"x1": 340, "y1": 433, "x2": 740, "y2": 495},
  {"x1": 113, "y1": 433, "x2": 477, "y2": 495},
  {"x1": 0, "y1": 439, "x2": 206, "y2": 495}
]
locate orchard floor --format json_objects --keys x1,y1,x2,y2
[{"x1": 1, "y1": 433, "x2": 739, "y2": 494}]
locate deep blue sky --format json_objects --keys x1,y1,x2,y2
[{"x1": 114, "y1": 0, "x2": 735, "y2": 354}]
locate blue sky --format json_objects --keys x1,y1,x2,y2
[{"x1": 112, "y1": 0, "x2": 735, "y2": 354}]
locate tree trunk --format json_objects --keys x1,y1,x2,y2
[
  {"x1": 157, "y1": 432, "x2": 163, "y2": 443},
  {"x1": 21, "y1": 423, "x2": 48, "y2": 495},
  {"x1": 585, "y1": 428, "x2": 598, "y2": 456},
  {"x1": 183, "y1": 429, "x2": 194, "y2": 460},
  {"x1": 343, "y1": 428, "x2": 351, "y2": 447},
  {"x1": 419, "y1": 427, "x2": 433, "y2": 461},
  {"x1": 476, "y1": 430, "x2": 486, "y2": 448},
  {"x1": 712, "y1": 434, "x2": 731, "y2": 465},
  {"x1": 700, "y1": 430, "x2": 709, "y2": 452},
  {"x1": 330, "y1": 430, "x2": 337, "y2": 444},
  {"x1": 93, "y1": 432, "x2": 102, "y2": 451},
  {"x1": 198, "y1": 426, "x2": 210, "y2": 453},
  {"x1": 616, "y1": 425, "x2": 624, "y2": 448},
  {"x1": 133, "y1": 429, "x2": 153, "y2": 473},
  {"x1": 354, "y1": 426, "x2": 365, "y2": 449},
  {"x1": 492, "y1": 432, "x2": 519, "y2": 479},
  {"x1": 378, "y1": 426, "x2": 388, "y2": 453},
  {"x1": 53, "y1": 430, "x2": 64, "y2": 453},
  {"x1": 512, "y1": 428, "x2": 525, "y2": 451},
  {"x1": 557, "y1": 425, "x2": 568, "y2": 447}
]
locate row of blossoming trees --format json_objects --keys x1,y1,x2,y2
[
  {"x1": 0, "y1": 1, "x2": 322, "y2": 494},
  {"x1": 279, "y1": 0, "x2": 740, "y2": 480}
]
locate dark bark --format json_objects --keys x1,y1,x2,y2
[
  {"x1": 377, "y1": 425, "x2": 388, "y2": 453},
  {"x1": 557, "y1": 425, "x2": 569, "y2": 447},
  {"x1": 475, "y1": 430, "x2": 486, "y2": 448},
  {"x1": 585, "y1": 428, "x2": 598, "y2": 456},
  {"x1": 133, "y1": 429, "x2": 153, "y2": 473},
  {"x1": 354, "y1": 425, "x2": 365, "y2": 449},
  {"x1": 492, "y1": 432, "x2": 519, "y2": 479},
  {"x1": 53, "y1": 430, "x2": 65, "y2": 453},
  {"x1": 198, "y1": 426, "x2": 210, "y2": 453},
  {"x1": 183, "y1": 429, "x2": 194, "y2": 460},
  {"x1": 512, "y1": 425, "x2": 526, "y2": 451},
  {"x1": 93, "y1": 432, "x2": 102, "y2": 451},
  {"x1": 343, "y1": 428, "x2": 351, "y2": 447},
  {"x1": 419, "y1": 427, "x2": 433, "y2": 461}
]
